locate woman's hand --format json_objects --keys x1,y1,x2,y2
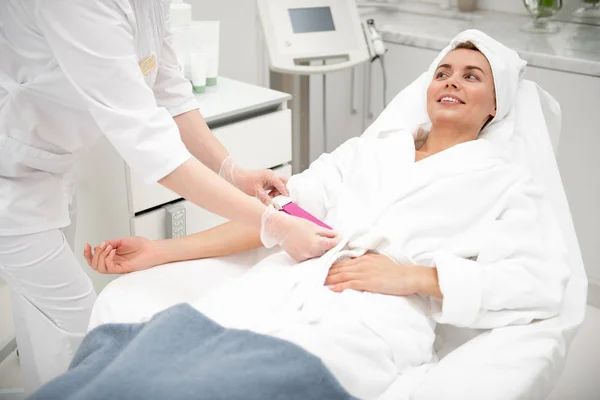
[
  {"x1": 325, "y1": 252, "x2": 441, "y2": 297},
  {"x1": 83, "y1": 237, "x2": 160, "y2": 274}
]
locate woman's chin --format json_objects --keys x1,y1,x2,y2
[{"x1": 430, "y1": 112, "x2": 464, "y2": 126}]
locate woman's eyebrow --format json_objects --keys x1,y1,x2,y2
[{"x1": 465, "y1": 65, "x2": 485, "y2": 74}]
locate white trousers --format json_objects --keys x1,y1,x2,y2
[{"x1": 0, "y1": 228, "x2": 97, "y2": 394}]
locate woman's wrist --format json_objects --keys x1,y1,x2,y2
[
  {"x1": 151, "y1": 239, "x2": 174, "y2": 266},
  {"x1": 415, "y1": 266, "x2": 443, "y2": 299}
]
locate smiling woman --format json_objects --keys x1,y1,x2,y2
[{"x1": 416, "y1": 41, "x2": 497, "y2": 161}]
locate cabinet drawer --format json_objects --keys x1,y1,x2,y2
[
  {"x1": 130, "y1": 163, "x2": 293, "y2": 240},
  {"x1": 128, "y1": 109, "x2": 292, "y2": 214},
  {"x1": 213, "y1": 109, "x2": 292, "y2": 170},
  {"x1": 130, "y1": 200, "x2": 229, "y2": 241}
]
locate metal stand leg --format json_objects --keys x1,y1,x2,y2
[{"x1": 270, "y1": 71, "x2": 311, "y2": 174}]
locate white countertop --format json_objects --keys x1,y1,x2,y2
[
  {"x1": 359, "y1": 2, "x2": 600, "y2": 77},
  {"x1": 195, "y1": 77, "x2": 291, "y2": 125}
]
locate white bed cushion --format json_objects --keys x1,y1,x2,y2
[{"x1": 88, "y1": 248, "x2": 276, "y2": 331}]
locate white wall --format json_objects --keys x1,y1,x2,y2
[{"x1": 186, "y1": 0, "x2": 267, "y2": 86}]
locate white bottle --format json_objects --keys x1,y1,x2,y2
[
  {"x1": 188, "y1": 21, "x2": 220, "y2": 86},
  {"x1": 190, "y1": 52, "x2": 208, "y2": 93},
  {"x1": 170, "y1": 0, "x2": 192, "y2": 28}
]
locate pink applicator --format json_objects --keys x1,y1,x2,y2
[{"x1": 271, "y1": 196, "x2": 333, "y2": 230}]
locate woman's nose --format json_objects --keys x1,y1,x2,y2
[{"x1": 445, "y1": 75, "x2": 460, "y2": 89}]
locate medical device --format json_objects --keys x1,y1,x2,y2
[
  {"x1": 362, "y1": 18, "x2": 389, "y2": 111},
  {"x1": 271, "y1": 195, "x2": 333, "y2": 229},
  {"x1": 258, "y1": 0, "x2": 387, "y2": 173}
]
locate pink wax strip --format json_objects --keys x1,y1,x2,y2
[
  {"x1": 272, "y1": 196, "x2": 333, "y2": 230},
  {"x1": 280, "y1": 202, "x2": 333, "y2": 230}
]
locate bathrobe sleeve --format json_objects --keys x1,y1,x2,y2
[
  {"x1": 430, "y1": 176, "x2": 570, "y2": 329},
  {"x1": 285, "y1": 137, "x2": 362, "y2": 221}
]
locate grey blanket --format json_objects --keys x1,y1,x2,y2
[{"x1": 29, "y1": 303, "x2": 355, "y2": 400}]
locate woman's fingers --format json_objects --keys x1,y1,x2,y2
[
  {"x1": 91, "y1": 242, "x2": 106, "y2": 271},
  {"x1": 83, "y1": 243, "x2": 93, "y2": 266},
  {"x1": 95, "y1": 244, "x2": 112, "y2": 274},
  {"x1": 324, "y1": 271, "x2": 363, "y2": 286},
  {"x1": 327, "y1": 280, "x2": 365, "y2": 293},
  {"x1": 330, "y1": 256, "x2": 361, "y2": 270},
  {"x1": 105, "y1": 249, "x2": 118, "y2": 274}
]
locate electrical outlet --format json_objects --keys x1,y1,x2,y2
[{"x1": 164, "y1": 203, "x2": 187, "y2": 238}]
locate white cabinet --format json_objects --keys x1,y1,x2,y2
[{"x1": 73, "y1": 78, "x2": 292, "y2": 291}]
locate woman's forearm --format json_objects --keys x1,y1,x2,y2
[{"x1": 153, "y1": 221, "x2": 263, "y2": 265}]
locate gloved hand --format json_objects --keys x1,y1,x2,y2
[
  {"x1": 260, "y1": 206, "x2": 340, "y2": 262},
  {"x1": 219, "y1": 156, "x2": 288, "y2": 201}
]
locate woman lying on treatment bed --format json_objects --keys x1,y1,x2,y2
[{"x1": 77, "y1": 31, "x2": 568, "y2": 400}]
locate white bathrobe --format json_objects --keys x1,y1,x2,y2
[{"x1": 193, "y1": 129, "x2": 569, "y2": 400}]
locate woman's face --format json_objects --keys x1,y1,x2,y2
[{"x1": 426, "y1": 48, "x2": 496, "y2": 133}]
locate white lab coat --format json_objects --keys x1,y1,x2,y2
[
  {"x1": 0, "y1": 0, "x2": 197, "y2": 236},
  {"x1": 194, "y1": 130, "x2": 569, "y2": 400},
  {"x1": 0, "y1": 0, "x2": 197, "y2": 392}
]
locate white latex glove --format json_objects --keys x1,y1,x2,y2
[
  {"x1": 219, "y1": 156, "x2": 288, "y2": 200},
  {"x1": 260, "y1": 206, "x2": 340, "y2": 262}
]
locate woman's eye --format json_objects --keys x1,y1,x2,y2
[
  {"x1": 465, "y1": 73, "x2": 478, "y2": 80},
  {"x1": 436, "y1": 71, "x2": 448, "y2": 78}
]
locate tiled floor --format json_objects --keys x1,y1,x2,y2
[{"x1": 1, "y1": 277, "x2": 599, "y2": 399}]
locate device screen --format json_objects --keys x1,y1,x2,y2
[{"x1": 288, "y1": 7, "x2": 336, "y2": 34}]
